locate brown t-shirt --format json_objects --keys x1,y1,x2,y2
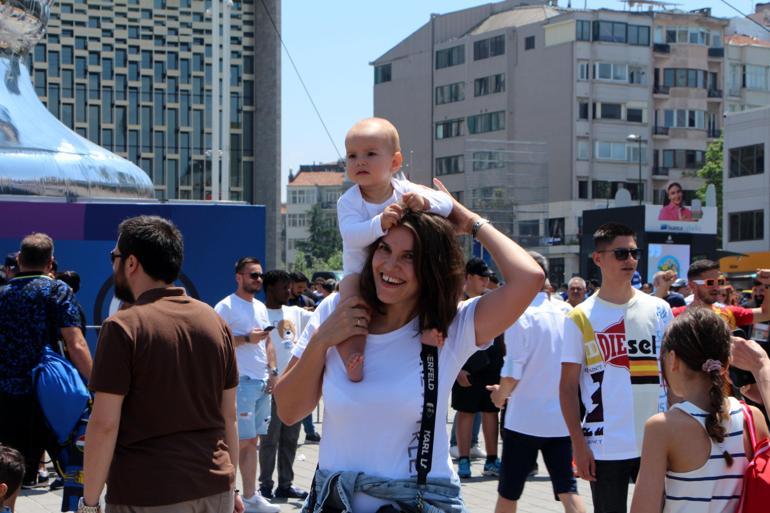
[{"x1": 90, "y1": 287, "x2": 239, "y2": 506}]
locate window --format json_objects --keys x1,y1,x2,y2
[
  {"x1": 628, "y1": 65, "x2": 647, "y2": 85},
  {"x1": 474, "y1": 35, "x2": 505, "y2": 60},
  {"x1": 289, "y1": 189, "x2": 311, "y2": 204},
  {"x1": 578, "y1": 180, "x2": 589, "y2": 199},
  {"x1": 435, "y1": 119, "x2": 463, "y2": 139},
  {"x1": 593, "y1": 62, "x2": 627, "y2": 82},
  {"x1": 524, "y1": 36, "x2": 535, "y2": 50},
  {"x1": 577, "y1": 140, "x2": 590, "y2": 160},
  {"x1": 475, "y1": 77, "x2": 489, "y2": 97},
  {"x1": 595, "y1": 141, "x2": 647, "y2": 162},
  {"x1": 576, "y1": 20, "x2": 591, "y2": 41},
  {"x1": 592, "y1": 180, "x2": 612, "y2": 199},
  {"x1": 627, "y1": 107, "x2": 644, "y2": 123},
  {"x1": 374, "y1": 63, "x2": 391, "y2": 84},
  {"x1": 660, "y1": 109, "x2": 705, "y2": 129},
  {"x1": 729, "y1": 144, "x2": 765, "y2": 178},
  {"x1": 467, "y1": 111, "x2": 505, "y2": 134},
  {"x1": 518, "y1": 220, "x2": 540, "y2": 246},
  {"x1": 662, "y1": 149, "x2": 705, "y2": 169},
  {"x1": 435, "y1": 155, "x2": 464, "y2": 176},
  {"x1": 435, "y1": 45, "x2": 464, "y2": 69},
  {"x1": 474, "y1": 75, "x2": 503, "y2": 96},
  {"x1": 435, "y1": 82, "x2": 465, "y2": 104},
  {"x1": 594, "y1": 102, "x2": 622, "y2": 120},
  {"x1": 578, "y1": 102, "x2": 589, "y2": 120},
  {"x1": 578, "y1": 61, "x2": 590, "y2": 81},
  {"x1": 472, "y1": 151, "x2": 505, "y2": 171},
  {"x1": 288, "y1": 214, "x2": 307, "y2": 228},
  {"x1": 663, "y1": 68, "x2": 708, "y2": 88},
  {"x1": 745, "y1": 65, "x2": 769, "y2": 91},
  {"x1": 593, "y1": 21, "x2": 627, "y2": 43},
  {"x1": 730, "y1": 210, "x2": 764, "y2": 242},
  {"x1": 627, "y1": 25, "x2": 650, "y2": 46}
]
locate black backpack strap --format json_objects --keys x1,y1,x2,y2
[{"x1": 416, "y1": 344, "x2": 438, "y2": 486}]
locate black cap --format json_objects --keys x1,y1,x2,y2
[
  {"x1": 466, "y1": 257, "x2": 493, "y2": 277},
  {"x1": 4, "y1": 252, "x2": 18, "y2": 269}
]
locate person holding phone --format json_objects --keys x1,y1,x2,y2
[{"x1": 215, "y1": 257, "x2": 279, "y2": 513}]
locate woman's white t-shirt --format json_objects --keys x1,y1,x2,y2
[{"x1": 292, "y1": 293, "x2": 481, "y2": 510}]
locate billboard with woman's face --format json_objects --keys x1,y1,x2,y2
[{"x1": 646, "y1": 181, "x2": 717, "y2": 234}]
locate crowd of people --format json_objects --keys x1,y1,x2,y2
[{"x1": 2, "y1": 116, "x2": 770, "y2": 513}]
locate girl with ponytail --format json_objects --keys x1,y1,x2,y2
[{"x1": 631, "y1": 307, "x2": 769, "y2": 513}]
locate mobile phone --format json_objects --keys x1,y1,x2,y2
[{"x1": 264, "y1": 326, "x2": 275, "y2": 332}]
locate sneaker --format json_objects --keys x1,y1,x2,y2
[
  {"x1": 304, "y1": 432, "x2": 321, "y2": 444},
  {"x1": 483, "y1": 459, "x2": 501, "y2": 477},
  {"x1": 259, "y1": 486, "x2": 274, "y2": 500},
  {"x1": 21, "y1": 476, "x2": 49, "y2": 489},
  {"x1": 457, "y1": 458, "x2": 471, "y2": 479},
  {"x1": 243, "y1": 493, "x2": 280, "y2": 513},
  {"x1": 528, "y1": 462, "x2": 539, "y2": 478},
  {"x1": 449, "y1": 445, "x2": 459, "y2": 459},
  {"x1": 470, "y1": 445, "x2": 486, "y2": 459},
  {"x1": 49, "y1": 477, "x2": 64, "y2": 491},
  {"x1": 274, "y1": 485, "x2": 308, "y2": 500}
]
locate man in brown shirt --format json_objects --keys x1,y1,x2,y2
[{"x1": 81, "y1": 216, "x2": 240, "y2": 513}]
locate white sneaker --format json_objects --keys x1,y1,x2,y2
[
  {"x1": 470, "y1": 445, "x2": 486, "y2": 459},
  {"x1": 449, "y1": 445, "x2": 459, "y2": 459},
  {"x1": 243, "y1": 493, "x2": 280, "y2": 513}
]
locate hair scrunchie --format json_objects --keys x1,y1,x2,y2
[{"x1": 702, "y1": 359, "x2": 723, "y2": 373}]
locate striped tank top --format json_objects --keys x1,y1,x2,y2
[{"x1": 663, "y1": 396, "x2": 747, "y2": 513}]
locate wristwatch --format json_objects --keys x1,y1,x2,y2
[
  {"x1": 77, "y1": 497, "x2": 101, "y2": 513},
  {"x1": 270, "y1": 368, "x2": 279, "y2": 377},
  {"x1": 471, "y1": 218, "x2": 491, "y2": 240}
]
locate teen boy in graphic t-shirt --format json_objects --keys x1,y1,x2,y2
[{"x1": 560, "y1": 223, "x2": 673, "y2": 513}]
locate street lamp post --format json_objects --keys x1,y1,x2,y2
[{"x1": 627, "y1": 134, "x2": 642, "y2": 206}]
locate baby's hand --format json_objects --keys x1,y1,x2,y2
[
  {"x1": 402, "y1": 192, "x2": 430, "y2": 211},
  {"x1": 381, "y1": 203, "x2": 404, "y2": 231}
]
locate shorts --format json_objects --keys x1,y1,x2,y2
[
  {"x1": 589, "y1": 458, "x2": 640, "y2": 513},
  {"x1": 451, "y1": 382, "x2": 498, "y2": 413},
  {"x1": 237, "y1": 376, "x2": 271, "y2": 439},
  {"x1": 498, "y1": 428, "x2": 577, "y2": 501}
]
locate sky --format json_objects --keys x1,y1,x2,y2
[{"x1": 279, "y1": 0, "x2": 757, "y2": 200}]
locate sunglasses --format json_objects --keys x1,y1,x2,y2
[
  {"x1": 109, "y1": 250, "x2": 126, "y2": 263},
  {"x1": 692, "y1": 278, "x2": 726, "y2": 287},
  {"x1": 240, "y1": 272, "x2": 263, "y2": 280},
  {"x1": 598, "y1": 248, "x2": 642, "y2": 261}
]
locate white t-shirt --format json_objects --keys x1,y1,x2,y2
[
  {"x1": 561, "y1": 289, "x2": 673, "y2": 460},
  {"x1": 336, "y1": 178, "x2": 453, "y2": 275},
  {"x1": 293, "y1": 293, "x2": 481, "y2": 513},
  {"x1": 266, "y1": 305, "x2": 312, "y2": 372},
  {"x1": 214, "y1": 293, "x2": 270, "y2": 380},
  {"x1": 502, "y1": 292, "x2": 570, "y2": 438}
]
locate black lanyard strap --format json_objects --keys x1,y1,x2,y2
[{"x1": 416, "y1": 344, "x2": 438, "y2": 485}]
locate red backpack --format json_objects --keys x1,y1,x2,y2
[{"x1": 738, "y1": 401, "x2": 770, "y2": 513}]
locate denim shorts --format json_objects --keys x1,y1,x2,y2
[{"x1": 237, "y1": 376, "x2": 271, "y2": 439}]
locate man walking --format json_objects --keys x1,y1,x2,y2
[
  {"x1": 258, "y1": 270, "x2": 312, "y2": 500},
  {"x1": 82, "y1": 216, "x2": 239, "y2": 513},
  {"x1": 215, "y1": 257, "x2": 279, "y2": 513},
  {"x1": 489, "y1": 252, "x2": 585, "y2": 513},
  {"x1": 560, "y1": 223, "x2": 673, "y2": 513},
  {"x1": 0, "y1": 233, "x2": 92, "y2": 488}
]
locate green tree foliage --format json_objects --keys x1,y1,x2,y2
[
  {"x1": 293, "y1": 204, "x2": 343, "y2": 273},
  {"x1": 697, "y1": 136, "x2": 723, "y2": 244}
]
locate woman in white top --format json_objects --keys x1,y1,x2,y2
[
  {"x1": 274, "y1": 180, "x2": 544, "y2": 513},
  {"x1": 631, "y1": 308, "x2": 770, "y2": 513}
]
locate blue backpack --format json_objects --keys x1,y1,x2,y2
[{"x1": 31, "y1": 345, "x2": 91, "y2": 444}]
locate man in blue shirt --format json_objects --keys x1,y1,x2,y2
[{"x1": 0, "y1": 233, "x2": 92, "y2": 487}]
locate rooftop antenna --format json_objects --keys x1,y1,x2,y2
[{"x1": 623, "y1": 0, "x2": 680, "y2": 11}]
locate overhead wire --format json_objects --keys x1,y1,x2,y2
[{"x1": 717, "y1": 0, "x2": 770, "y2": 34}]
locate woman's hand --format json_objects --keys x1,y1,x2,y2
[
  {"x1": 732, "y1": 336, "x2": 769, "y2": 374},
  {"x1": 311, "y1": 296, "x2": 370, "y2": 350},
  {"x1": 433, "y1": 178, "x2": 476, "y2": 235}
]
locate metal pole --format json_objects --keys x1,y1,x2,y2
[
  {"x1": 221, "y1": 0, "x2": 232, "y2": 200},
  {"x1": 211, "y1": 0, "x2": 221, "y2": 201},
  {"x1": 638, "y1": 137, "x2": 642, "y2": 206}
]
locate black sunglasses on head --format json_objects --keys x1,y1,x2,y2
[{"x1": 598, "y1": 248, "x2": 642, "y2": 261}]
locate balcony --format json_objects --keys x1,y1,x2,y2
[
  {"x1": 653, "y1": 43, "x2": 670, "y2": 54},
  {"x1": 707, "y1": 88, "x2": 723, "y2": 99},
  {"x1": 653, "y1": 85, "x2": 670, "y2": 95},
  {"x1": 652, "y1": 166, "x2": 670, "y2": 176},
  {"x1": 708, "y1": 47, "x2": 724, "y2": 58},
  {"x1": 707, "y1": 128, "x2": 722, "y2": 139},
  {"x1": 653, "y1": 126, "x2": 670, "y2": 136}
]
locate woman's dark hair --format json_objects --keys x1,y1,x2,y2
[
  {"x1": 117, "y1": 216, "x2": 183, "y2": 284},
  {"x1": 662, "y1": 307, "x2": 733, "y2": 465},
  {"x1": 359, "y1": 210, "x2": 465, "y2": 338}
]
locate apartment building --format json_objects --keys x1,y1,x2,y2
[
  {"x1": 725, "y1": 35, "x2": 770, "y2": 113},
  {"x1": 285, "y1": 162, "x2": 349, "y2": 268},
  {"x1": 372, "y1": 1, "x2": 735, "y2": 280},
  {"x1": 723, "y1": 106, "x2": 769, "y2": 253},
  {"x1": 27, "y1": 0, "x2": 282, "y2": 265}
]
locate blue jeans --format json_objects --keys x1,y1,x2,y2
[
  {"x1": 303, "y1": 413, "x2": 316, "y2": 435},
  {"x1": 236, "y1": 376, "x2": 271, "y2": 439}
]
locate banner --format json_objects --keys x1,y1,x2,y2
[
  {"x1": 645, "y1": 204, "x2": 717, "y2": 234},
  {"x1": 647, "y1": 243, "x2": 691, "y2": 284}
]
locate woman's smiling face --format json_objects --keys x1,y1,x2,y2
[
  {"x1": 371, "y1": 226, "x2": 419, "y2": 307},
  {"x1": 668, "y1": 185, "x2": 683, "y2": 206}
]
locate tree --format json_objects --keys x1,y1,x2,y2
[
  {"x1": 697, "y1": 136, "x2": 723, "y2": 244},
  {"x1": 294, "y1": 204, "x2": 342, "y2": 272}
]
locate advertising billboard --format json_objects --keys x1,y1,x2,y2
[{"x1": 647, "y1": 243, "x2": 691, "y2": 284}]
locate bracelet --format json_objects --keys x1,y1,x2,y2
[
  {"x1": 234, "y1": 489, "x2": 240, "y2": 496},
  {"x1": 471, "y1": 218, "x2": 491, "y2": 240},
  {"x1": 77, "y1": 497, "x2": 101, "y2": 513}
]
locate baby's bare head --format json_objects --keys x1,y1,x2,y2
[{"x1": 345, "y1": 117, "x2": 401, "y2": 155}]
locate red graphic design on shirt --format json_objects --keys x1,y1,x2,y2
[{"x1": 596, "y1": 319, "x2": 629, "y2": 369}]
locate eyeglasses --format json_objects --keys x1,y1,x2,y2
[
  {"x1": 598, "y1": 248, "x2": 642, "y2": 261},
  {"x1": 692, "y1": 278, "x2": 726, "y2": 287},
  {"x1": 240, "y1": 272, "x2": 263, "y2": 280},
  {"x1": 109, "y1": 250, "x2": 126, "y2": 263}
]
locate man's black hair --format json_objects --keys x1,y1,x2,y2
[
  {"x1": 57, "y1": 270, "x2": 81, "y2": 294},
  {"x1": 263, "y1": 270, "x2": 291, "y2": 289},
  {"x1": 687, "y1": 259, "x2": 719, "y2": 280},
  {"x1": 289, "y1": 271, "x2": 309, "y2": 284},
  {"x1": 593, "y1": 223, "x2": 635, "y2": 250},
  {"x1": 0, "y1": 444, "x2": 24, "y2": 500},
  {"x1": 117, "y1": 216, "x2": 184, "y2": 284},
  {"x1": 235, "y1": 257, "x2": 260, "y2": 274}
]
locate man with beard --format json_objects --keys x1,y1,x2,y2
[
  {"x1": 672, "y1": 259, "x2": 770, "y2": 331},
  {"x1": 215, "y1": 257, "x2": 279, "y2": 513},
  {"x1": 82, "y1": 216, "x2": 240, "y2": 513}
]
